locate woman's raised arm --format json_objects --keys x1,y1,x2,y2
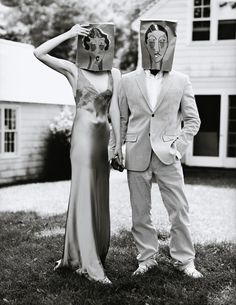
[{"x1": 33, "y1": 24, "x2": 89, "y2": 91}]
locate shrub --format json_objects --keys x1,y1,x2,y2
[{"x1": 43, "y1": 106, "x2": 74, "y2": 181}]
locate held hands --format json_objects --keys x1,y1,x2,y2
[
  {"x1": 114, "y1": 146, "x2": 123, "y2": 164},
  {"x1": 111, "y1": 146, "x2": 124, "y2": 172},
  {"x1": 67, "y1": 24, "x2": 90, "y2": 39}
]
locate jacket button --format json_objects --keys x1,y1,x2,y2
[
  {"x1": 152, "y1": 114, "x2": 154, "y2": 117},
  {"x1": 148, "y1": 133, "x2": 150, "y2": 136}
]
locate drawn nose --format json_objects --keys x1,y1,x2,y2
[{"x1": 155, "y1": 41, "x2": 160, "y2": 52}]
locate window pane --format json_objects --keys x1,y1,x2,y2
[
  {"x1": 228, "y1": 133, "x2": 236, "y2": 146},
  {"x1": 203, "y1": 7, "x2": 210, "y2": 17},
  {"x1": 227, "y1": 95, "x2": 236, "y2": 157},
  {"x1": 4, "y1": 131, "x2": 15, "y2": 153},
  {"x1": 229, "y1": 108, "x2": 236, "y2": 120},
  {"x1": 228, "y1": 147, "x2": 236, "y2": 157},
  {"x1": 192, "y1": 21, "x2": 210, "y2": 40},
  {"x1": 4, "y1": 108, "x2": 16, "y2": 130},
  {"x1": 203, "y1": 0, "x2": 210, "y2": 5},
  {"x1": 194, "y1": 7, "x2": 202, "y2": 18},
  {"x1": 193, "y1": 95, "x2": 221, "y2": 156},
  {"x1": 194, "y1": 0, "x2": 202, "y2": 6},
  {"x1": 4, "y1": 109, "x2": 8, "y2": 129},
  {"x1": 218, "y1": 20, "x2": 236, "y2": 40}
]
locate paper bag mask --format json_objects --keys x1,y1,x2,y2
[
  {"x1": 140, "y1": 20, "x2": 177, "y2": 71},
  {"x1": 76, "y1": 23, "x2": 114, "y2": 71}
]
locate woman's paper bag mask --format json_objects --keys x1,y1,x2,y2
[
  {"x1": 77, "y1": 23, "x2": 114, "y2": 71},
  {"x1": 140, "y1": 20, "x2": 177, "y2": 71}
]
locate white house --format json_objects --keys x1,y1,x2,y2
[
  {"x1": 0, "y1": 39, "x2": 75, "y2": 185},
  {"x1": 132, "y1": 0, "x2": 236, "y2": 168}
]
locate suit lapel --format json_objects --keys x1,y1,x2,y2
[
  {"x1": 153, "y1": 72, "x2": 173, "y2": 112},
  {"x1": 135, "y1": 70, "x2": 152, "y2": 111}
]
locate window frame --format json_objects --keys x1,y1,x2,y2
[
  {"x1": 192, "y1": 0, "x2": 212, "y2": 41},
  {"x1": 185, "y1": 88, "x2": 236, "y2": 168},
  {"x1": 227, "y1": 94, "x2": 236, "y2": 158},
  {"x1": 0, "y1": 104, "x2": 20, "y2": 159},
  {"x1": 188, "y1": 0, "x2": 236, "y2": 45}
]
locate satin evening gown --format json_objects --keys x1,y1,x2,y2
[{"x1": 57, "y1": 68, "x2": 113, "y2": 282}]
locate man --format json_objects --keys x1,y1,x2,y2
[{"x1": 118, "y1": 20, "x2": 203, "y2": 278}]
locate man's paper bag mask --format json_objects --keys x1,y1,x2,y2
[
  {"x1": 76, "y1": 23, "x2": 114, "y2": 71},
  {"x1": 140, "y1": 20, "x2": 177, "y2": 71}
]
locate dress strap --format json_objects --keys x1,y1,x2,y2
[{"x1": 107, "y1": 70, "x2": 113, "y2": 91}]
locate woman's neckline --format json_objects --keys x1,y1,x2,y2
[{"x1": 79, "y1": 68, "x2": 111, "y2": 94}]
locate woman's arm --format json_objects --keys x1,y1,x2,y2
[
  {"x1": 109, "y1": 68, "x2": 122, "y2": 162},
  {"x1": 33, "y1": 24, "x2": 89, "y2": 93}
]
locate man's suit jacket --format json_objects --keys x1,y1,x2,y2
[{"x1": 119, "y1": 69, "x2": 201, "y2": 171}]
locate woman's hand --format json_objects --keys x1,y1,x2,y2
[
  {"x1": 67, "y1": 24, "x2": 90, "y2": 39},
  {"x1": 114, "y1": 145, "x2": 123, "y2": 164}
]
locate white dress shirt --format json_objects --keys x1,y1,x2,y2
[
  {"x1": 144, "y1": 69, "x2": 181, "y2": 160},
  {"x1": 144, "y1": 69, "x2": 163, "y2": 111}
]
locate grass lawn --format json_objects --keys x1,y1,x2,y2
[{"x1": 0, "y1": 212, "x2": 235, "y2": 305}]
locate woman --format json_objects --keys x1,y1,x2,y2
[{"x1": 34, "y1": 24, "x2": 122, "y2": 284}]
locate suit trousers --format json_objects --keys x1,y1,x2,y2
[{"x1": 127, "y1": 150, "x2": 195, "y2": 269}]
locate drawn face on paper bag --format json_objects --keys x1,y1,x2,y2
[
  {"x1": 145, "y1": 24, "x2": 168, "y2": 64},
  {"x1": 77, "y1": 24, "x2": 114, "y2": 71},
  {"x1": 140, "y1": 20, "x2": 177, "y2": 71}
]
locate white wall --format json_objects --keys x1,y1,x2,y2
[
  {"x1": 134, "y1": 0, "x2": 236, "y2": 91},
  {"x1": 0, "y1": 102, "x2": 74, "y2": 185}
]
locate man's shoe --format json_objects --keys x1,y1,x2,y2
[
  {"x1": 182, "y1": 265, "x2": 203, "y2": 279},
  {"x1": 132, "y1": 263, "x2": 157, "y2": 276}
]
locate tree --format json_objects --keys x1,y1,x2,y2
[{"x1": 0, "y1": 0, "x2": 155, "y2": 70}]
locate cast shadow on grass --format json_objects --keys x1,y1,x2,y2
[{"x1": 0, "y1": 212, "x2": 235, "y2": 305}]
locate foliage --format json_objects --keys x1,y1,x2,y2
[
  {"x1": 0, "y1": 0, "x2": 154, "y2": 70},
  {"x1": 49, "y1": 106, "x2": 74, "y2": 140},
  {"x1": 43, "y1": 106, "x2": 74, "y2": 181},
  {"x1": 0, "y1": 211, "x2": 236, "y2": 305}
]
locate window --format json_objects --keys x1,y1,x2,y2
[
  {"x1": 192, "y1": 0, "x2": 211, "y2": 41},
  {"x1": 218, "y1": 19, "x2": 236, "y2": 39},
  {"x1": 227, "y1": 95, "x2": 236, "y2": 157},
  {"x1": 193, "y1": 95, "x2": 221, "y2": 156},
  {"x1": 218, "y1": 2, "x2": 236, "y2": 40},
  {"x1": 0, "y1": 106, "x2": 18, "y2": 155},
  {"x1": 191, "y1": 0, "x2": 236, "y2": 42}
]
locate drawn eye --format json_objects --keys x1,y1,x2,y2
[
  {"x1": 159, "y1": 40, "x2": 166, "y2": 48},
  {"x1": 148, "y1": 41, "x2": 155, "y2": 48}
]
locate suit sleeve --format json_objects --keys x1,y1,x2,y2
[
  {"x1": 175, "y1": 76, "x2": 201, "y2": 157},
  {"x1": 119, "y1": 79, "x2": 130, "y2": 145},
  {"x1": 108, "y1": 78, "x2": 129, "y2": 160}
]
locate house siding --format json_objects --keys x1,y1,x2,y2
[
  {"x1": 136, "y1": 0, "x2": 236, "y2": 90},
  {"x1": 0, "y1": 102, "x2": 74, "y2": 185}
]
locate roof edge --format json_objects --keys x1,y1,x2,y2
[
  {"x1": 131, "y1": 0, "x2": 170, "y2": 32},
  {"x1": 0, "y1": 38, "x2": 34, "y2": 49}
]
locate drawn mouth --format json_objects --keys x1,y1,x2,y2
[{"x1": 96, "y1": 56, "x2": 100, "y2": 61}]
